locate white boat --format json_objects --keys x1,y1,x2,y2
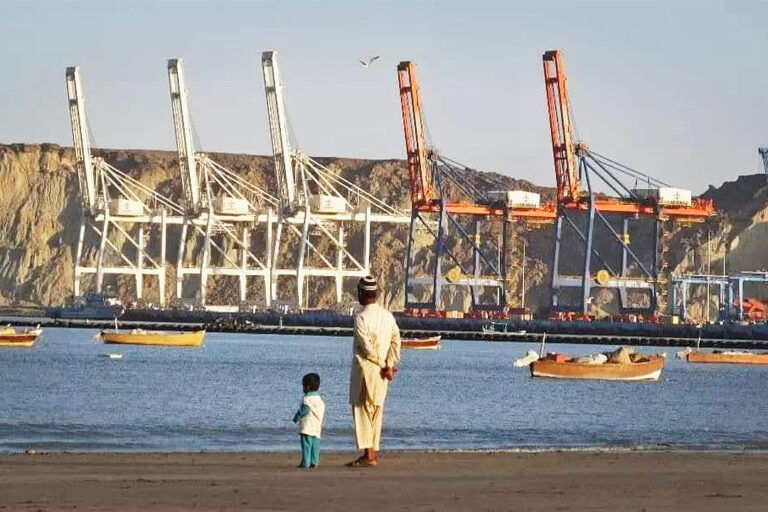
[{"x1": 482, "y1": 322, "x2": 509, "y2": 334}]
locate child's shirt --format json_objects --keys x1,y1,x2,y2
[{"x1": 293, "y1": 391, "x2": 325, "y2": 438}]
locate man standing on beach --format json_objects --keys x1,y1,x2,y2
[{"x1": 347, "y1": 275, "x2": 401, "y2": 467}]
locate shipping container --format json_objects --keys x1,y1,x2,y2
[
  {"x1": 309, "y1": 194, "x2": 347, "y2": 213},
  {"x1": 632, "y1": 187, "x2": 692, "y2": 206},
  {"x1": 109, "y1": 198, "x2": 145, "y2": 216},
  {"x1": 487, "y1": 190, "x2": 541, "y2": 208},
  {"x1": 214, "y1": 195, "x2": 250, "y2": 215}
]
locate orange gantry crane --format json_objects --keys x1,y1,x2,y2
[
  {"x1": 542, "y1": 50, "x2": 715, "y2": 317},
  {"x1": 397, "y1": 61, "x2": 555, "y2": 316}
]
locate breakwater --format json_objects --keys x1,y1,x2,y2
[{"x1": 4, "y1": 308, "x2": 768, "y2": 348}]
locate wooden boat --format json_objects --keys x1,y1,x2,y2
[
  {"x1": 401, "y1": 335, "x2": 441, "y2": 350},
  {"x1": 101, "y1": 329, "x2": 205, "y2": 347},
  {"x1": 686, "y1": 351, "x2": 768, "y2": 365},
  {"x1": 0, "y1": 326, "x2": 41, "y2": 348},
  {"x1": 530, "y1": 354, "x2": 666, "y2": 381}
]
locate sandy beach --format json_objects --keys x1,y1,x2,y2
[{"x1": 1, "y1": 451, "x2": 767, "y2": 511}]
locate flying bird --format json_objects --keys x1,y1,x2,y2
[{"x1": 359, "y1": 56, "x2": 380, "y2": 68}]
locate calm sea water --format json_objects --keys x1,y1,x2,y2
[{"x1": 0, "y1": 328, "x2": 766, "y2": 453}]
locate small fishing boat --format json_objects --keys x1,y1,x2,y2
[
  {"x1": 100, "y1": 329, "x2": 205, "y2": 347},
  {"x1": 530, "y1": 353, "x2": 666, "y2": 381},
  {"x1": 100, "y1": 353, "x2": 123, "y2": 360},
  {"x1": 686, "y1": 350, "x2": 768, "y2": 365},
  {"x1": 0, "y1": 326, "x2": 42, "y2": 348},
  {"x1": 482, "y1": 322, "x2": 509, "y2": 335},
  {"x1": 401, "y1": 335, "x2": 441, "y2": 350}
]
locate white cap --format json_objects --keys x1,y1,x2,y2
[{"x1": 358, "y1": 275, "x2": 378, "y2": 292}]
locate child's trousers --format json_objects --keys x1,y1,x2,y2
[{"x1": 299, "y1": 434, "x2": 320, "y2": 468}]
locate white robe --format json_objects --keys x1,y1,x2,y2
[
  {"x1": 349, "y1": 303, "x2": 401, "y2": 406},
  {"x1": 349, "y1": 302, "x2": 401, "y2": 450}
]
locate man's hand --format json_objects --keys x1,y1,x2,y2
[{"x1": 381, "y1": 366, "x2": 397, "y2": 381}]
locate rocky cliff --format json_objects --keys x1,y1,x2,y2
[{"x1": 0, "y1": 142, "x2": 765, "y2": 319}]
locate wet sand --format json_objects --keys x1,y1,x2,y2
[{"x1": 1, "y1": 451, "x2": 767, "y2": 511}]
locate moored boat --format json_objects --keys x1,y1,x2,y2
[
  {"x1": 48, "y1": 291, "x2": 125, "y2": 320},
  {"x1": 482, "y1": 322, "x2": 509, "y2": 335},
  {"x1": 530, "y1": 353, "x2": 666, "y2": 381},
  {"x1": 686, "y1": 351, "x2": 768, "y2": 365},
  {"x1": 101, "y1": 329, "x2": 205, "y2": 347},
  {"x1": 401, "y1": 335, "x2": 441, "y2": 350},
  {"x1": 0, "y1": 326, "x2": 42, "y2": 348}
]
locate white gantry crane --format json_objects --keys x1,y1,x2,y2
[
  {"x1": 66, "y1": 66, "x2": 183, "y2": 306},
  {"x1": 261, "y1": 50, "x2": 409, "y2": 309},
  {"x1": 168, "y1": 58, "x2": 279, "y2": 309}
]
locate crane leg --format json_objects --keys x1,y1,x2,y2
[
  {"x1": 618, "y1": 217, "x2": 629, "y2": 310},
  {"x1": 433, "y1": 204, "x2": 447, "y2": 310},
  {"x1": 136, "y1": 226, "x2": 144, "y2": 300},
  {"x1": 404, "y1": 209, "x2": 418, "y2": 308},
  {"x1": 471, "y1": 218, "x2": 480, "y2": 306},
  {"x1": 159, "y1": 209, "x2": 167, "y2": 307},
  {"x1": 296, "y1": 209, "x2": 311, "y2": 309},
  {"x1": 74, "y1": 218, "x2": 86, "y2": 297},
  {"x1": 265, "y1": 209, "x2": 274, "y2": 307},
  {"x1": 650, "y1": 218, "x2": 662, "y2": 314},
  {"x1": 550, "y1": 214, "x2": 564, "y2": 309},
  {"x1": 336, "y1": 224, "x2": 344, "y2": 303},
  {"x1": 271, "y1": 219, "x2": 283, "y2": 304},
  {"x1": 240, "y1": 225, "x2": 248, "y2": 302},
  {"x1": 176, "y1": 221, "x2": 188, "y2": 300},
  {"x1": 96, "y1": 214, "x2": 110, "y2": 293},
  {"x1": 581, "y1": 202, "x2": 596, "y2": 314},
  {"x1": 500, "y1": 216, "x2": 508, "y2": 308},
  {"x1": 199, "y1": 211, "x2": 214, "y2": 305}
]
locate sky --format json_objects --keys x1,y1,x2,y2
[{"x1": 1, "y1": 0, "x2": 767, "y2": 194}]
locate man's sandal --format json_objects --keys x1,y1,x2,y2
[{"x1": 345, "y1": 456, "x2": 377, "y2": 468}]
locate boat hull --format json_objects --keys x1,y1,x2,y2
[
  {"x1": 402, "y1": 335, "x2": 441, "y2": 350},
  {"x1": 686, "y1": 352, "x2": 768, "y2": 365},
  {"x1": 0, "y1": 333, "x2": 38, "y2": 348},
  {"x1": 530, "y1": 356, "x2": 665, "y2": 381},
  {"x1": 102, "y1": 330, "x2": 205, "y2": 347}
]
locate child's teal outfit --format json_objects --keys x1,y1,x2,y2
[{"x1": 293, "y1": 391, "x2": 325, "y2": 468}]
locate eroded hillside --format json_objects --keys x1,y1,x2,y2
[{"x1": 0, "y1": 142, "x2": 764, "y2": 319}]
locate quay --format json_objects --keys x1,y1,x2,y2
[{"x1": 4, "y1": 309, "x2": 768, "y2": 349}]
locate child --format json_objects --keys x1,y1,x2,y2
[{"x1": 292, "y1": 373, "x2": 325, "y2": 468}]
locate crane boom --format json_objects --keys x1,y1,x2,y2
[
  {"x1": 167, "y1": 58, "x2": 201, "y2": 208},
  {"x1": 261, "y1": 50, "x2": 297, "y2": 212},
  {"x1": 397, "y1": 61, "x2": 433, "y2": 206},
  {"x1": 65, "y1": 66, "x2": 98, "y2": 212},
  {"x1": 759, "y1": 147, "x2": 768, "y2": 196},
  {"x1": 543, "y1": 50, "x2": 580, "y2": 204}
]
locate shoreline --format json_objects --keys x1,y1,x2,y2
[
  {"x1": 6, "y1": 445, "x2": 768, "y2": 456},
  {"x1": 2, "y1": 450, "x2": 767, "y2": 511}
]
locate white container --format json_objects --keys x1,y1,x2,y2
[
  {"x1": 214, "y1": 195, "x2": 250, "y2": 215},
  {"x1": 632, "y1": 187, "x2": 692, "y2": 207},
  {"x1": 309, "y1": 194, "x2": 347, "y2": 213},
  {"x1": 487, "y1": 190, "x2": 541, "y2": 208},
  {"x1": 109, "y1": 198, "x2": 145, "y2": 216}
]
